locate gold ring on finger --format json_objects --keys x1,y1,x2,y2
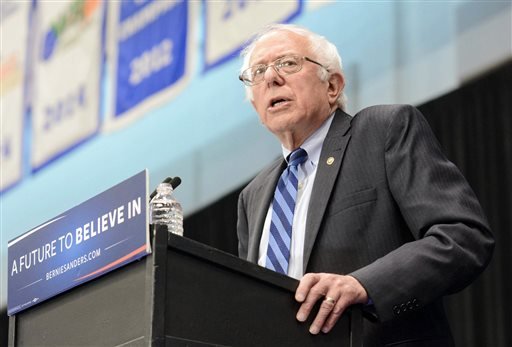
[{"x1": 324, "y1": 296, "x2": 336, "y2": 305}]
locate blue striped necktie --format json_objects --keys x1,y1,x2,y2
[{"x1": 266, "y1": 148, "x2": 308, "y2": 274}]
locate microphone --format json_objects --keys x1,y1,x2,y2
[
  {"x1": 170, "y1": 176, "x2": 181, "y2": 189},
  {"x1": 149, "y1": 176, "x2": 182, "y2": 200}
]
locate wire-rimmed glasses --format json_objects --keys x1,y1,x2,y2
[{"x1": 239, "y1": 55, "x2": 328, "y2": 86}]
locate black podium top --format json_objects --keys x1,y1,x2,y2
[{"x1": 9, "y1": 228, "x2": 362, "y2": 346}]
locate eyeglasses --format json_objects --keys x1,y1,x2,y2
[{"x1": 239, "y1": 55, "x2": 328, "y2": 86}]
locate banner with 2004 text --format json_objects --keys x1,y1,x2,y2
[{"x1": 30, "y1": 0, "x2": 104, "y2": 170}]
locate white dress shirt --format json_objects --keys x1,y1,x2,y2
[{"x1": 258, "y1": 114, "x2": 335, "y2": 279}]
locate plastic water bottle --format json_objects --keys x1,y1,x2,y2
[{"x1": 149, "y1": 182, "x2": 184, "y2": 236}]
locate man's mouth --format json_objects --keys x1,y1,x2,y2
[{"x1": 269, "y1": 98, "x2": 290, "y2": 108}]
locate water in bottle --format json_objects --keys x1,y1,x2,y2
[{"x1": 149, "y1": 182, "x2": 184, "y2": 236}]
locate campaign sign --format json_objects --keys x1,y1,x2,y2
[
  {"x1": 7, "y1": 170, "x2": 150, "y2": 315},
  {"x1": 113, "y1": 0, "x2": 189, "y2": 119},
  {"x1": 31, "y1": 0, "x2": 104, "y2": 170},
  {"x1": 203, "y1": 0, "x2": 303, "y2": 71},
  {"x1": 0, "y1": 1, "x2": 31, "y2": 192}
]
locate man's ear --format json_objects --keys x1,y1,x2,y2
[{"x1": 327, "y1": 72, "x2": 344, "y2": 106}]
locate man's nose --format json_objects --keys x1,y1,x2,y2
[{"x1": 264, "y1": 65, "x2": 284, "y2": 86}]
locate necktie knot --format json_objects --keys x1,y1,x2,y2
[{"x1": 288, "y1": 148, "x2": 308, "y2": 168}]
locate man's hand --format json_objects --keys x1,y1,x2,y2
[{"x1": 295, "y1": 273, "x2": 368, "y2": 334}]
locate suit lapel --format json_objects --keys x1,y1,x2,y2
[
  {"x1": 246, "y1": 159, "x2": 286, "y2": 263},
  {"x1": 303, "y1": 110, "x2": 352, "y2": 270}
]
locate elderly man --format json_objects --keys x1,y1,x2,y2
[{"x1": 236, "y1": 24, "x2": 494, "y2": 346}]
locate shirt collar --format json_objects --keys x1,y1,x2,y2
[{"x1": 281, "y1": 112, "x2": 335, "y2": 165}]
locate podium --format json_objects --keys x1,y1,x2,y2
[{"x1": 8, "y1": 227, "x2": 362, "y2": 346}]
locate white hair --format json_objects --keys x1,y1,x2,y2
[{"x1": 240, "y1": 24, "x2": 347, "y2": 110}]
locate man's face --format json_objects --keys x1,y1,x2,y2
[{"x1": 249, "y1": 31, "x2": 335, "y2": 146}]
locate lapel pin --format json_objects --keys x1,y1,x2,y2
[{"x1": 326, "y1": 157, "x2": 335, "y2": 165}]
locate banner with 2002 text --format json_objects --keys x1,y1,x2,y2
[{"x1": 104, "y1": 0, "x2": 195, "y2": 131}]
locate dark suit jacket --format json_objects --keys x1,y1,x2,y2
[{"x1": 237, "y1": 105, "x2": 494, "y2": 346}]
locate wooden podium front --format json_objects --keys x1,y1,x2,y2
[{"x1": 9, "y1": 227, "x2": 362, "y2": 346}]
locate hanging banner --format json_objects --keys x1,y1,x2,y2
[
  {"x1": 0, "y1": 1, "x2": 31, "y2": 192},
  {"x1": 31, "y1": 0, "x2": 104, "y2": 170},
  {"x1": 104, "y1": 0, "x2": 195, "y2": 131},
  {"x1": 8, "y1": 170, "x2": 150, "y2": 316},
  {"x1": 203, "y1": 0, "x2": 303, "y2": 71}
]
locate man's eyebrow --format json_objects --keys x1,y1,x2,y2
[{"x1": 250, "y1": 53, "x2": 298, "y2": 66}]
